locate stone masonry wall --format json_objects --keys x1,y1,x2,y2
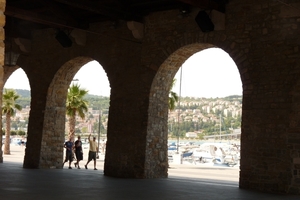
[
  {"x1": 0, "y1": 0, "x2": 5, "y2": 163},
  {"x1": 2, "y1": 0, "x2": 300, "y2": 195},
  {"x1": 228, "y1": 0, "x2": 300, "y2": 194},
  {"x1": 142, "y1": 7, "x2": 247, "y2": 179},
  {"x1": 16, "y1": 21, "x2": 151, "y2": 175},
  {"x1": 141, "y1": 0, "x2": 300, "y2": 194},
  {"x1": 39, "y1": 57, "x2": 93, "y2": 169}
]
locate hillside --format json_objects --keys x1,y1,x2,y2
[{"x1": 9, "y1": 89, "x2": 242, "y2": 138}]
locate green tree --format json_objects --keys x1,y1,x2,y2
[
  {"x1": 75, "y1": 127, "x2": 82, "y2": 133},
  {"x1": 2, "y1": 89, "x2": 22, "y2": 154},
  {"x1": 11, "y1": 121, "x2": 18, "y2": 130},
  {"x1": 169, "y1": 79, "x2": 179, "y2": 111},
  {"x1": 81, "y1": 126, "x2": 88, "y2": 133},
  {"x1": 10, "y1": 130, "x2": 17, "y2": 136},
  {"x1": 66, "y1": 84, "x2": 89, "y2": 138},
  {"x1": 17, "y1": 130, "x2": 26, "y2": 136}
]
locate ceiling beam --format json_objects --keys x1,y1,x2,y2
[
  {"x1": 39, "y1": 0, "x2": 76, "y2": 22},
  {"x1": 53, "y1": 0, "x2": 142, "y2": 21},
  {"x1": 5, "y1": 5, "x2": 85, "y2": 30},
  {"x1": 178, "y1": 0, "x2": 225, "y2": 12}
]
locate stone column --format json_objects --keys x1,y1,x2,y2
[{"x1": 0, "y1": 0, "x2": 6, "y2": 163}]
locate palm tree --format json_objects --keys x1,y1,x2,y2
[
  {"x1": 169, "y1": 79, "x2": 179, "y2": 111},
  {"x1": 66, "y1": 83, "x2": 89, "y2": 138},
  {"x1": 2, "y1": 89, "x2": 22, "y2": 155}
]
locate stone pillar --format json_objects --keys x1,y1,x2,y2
[
  {"x1": 0, "y1": 0, "x2": 6, "y2": 163},
  {"x1": 104, "y1": 88, "x2": 150, "y2": 178}
]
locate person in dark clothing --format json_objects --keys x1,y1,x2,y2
[
  {"x1": 63, "y1": 137, "x2": 74, "y2": 169},
  {"x1": 74, "y1": 135, "x2": 83, "y2": 169}
]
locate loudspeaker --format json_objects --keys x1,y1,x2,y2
[
  {"x1": 55, "y1": 31, "x2": 72, "y2": 48},
  {"x1": 195, "y1": 11, "x2": 214, "y2": 32}
]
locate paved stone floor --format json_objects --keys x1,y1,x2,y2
[{"x1": 0, "y1": 145, "x2": 299, "y2": 200}]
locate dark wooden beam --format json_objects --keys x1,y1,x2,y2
[
  {"x1": 54, "y1": 0, "x2": 142, "y2": 21},
  {"x1": 178, "y1": 0, "x2": 225, "y2": 12},
  {"x1": 40, "y1": 1, "x2": 76, "y2": 22},
  {"x1": 5, "y1": 5, "x2": 85, "y2": 30}
]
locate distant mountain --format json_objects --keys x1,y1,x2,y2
[
  {"x1": 15, "y1": 89, "x2": 31, "y2": 98},
  {"x1": 9, "y1": 89, "x2": 110, "y2": 110},
  {"x1": 10, "y1": 89, "x2": 105, "y2": 99}
]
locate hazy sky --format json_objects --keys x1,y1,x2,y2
[
  {"x1": 173, "y1": 48, "x2": 242, "y2": 98},
  {"x1": 4, "y1": 48, "x2": 242, "y2": 98},
  {"x1": 73, "y1": 61, "x2": 110, "y2": 96}
]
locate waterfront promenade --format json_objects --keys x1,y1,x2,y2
[{"x1": 0, "y1": 145, "x2": 299, "y2": 200}]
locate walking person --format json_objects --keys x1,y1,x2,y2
[
  {"x1": 63, "y1": 137, "x2": 74, "y2": 169},
  {"x1": 74, "y1": 135, "x2": 83, "y2": 169},
  {"x1": 84, "y1": 134, "x2": 98, "y2": 170},
  {"x1": 101, "y1": 139, "x2": 106, "y2": 155}
]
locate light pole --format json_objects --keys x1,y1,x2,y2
[
  {"x1": 97, "y1": 108, "x2": 101, "y2": 155},
  {"x1": 176, "y1": 66, "x2": 183, "y2": 153},
  {"x1": 219, "y1": 114, "x2": 222, "y2": 141}
]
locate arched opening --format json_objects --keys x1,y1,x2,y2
[
  {"x1": 2, "y1": 67, "x2": 30, "y2": 161},
  {"x1": 171, "y1": 48, "x2": 242, "y2": 143},
  {"x1": 63, "y1": 60, "x2": 110, "y2": 170},
  {"x1": 167, "y1": 47, "x2": 242, "y2": 181},
  {"x1": 23, "y1": 56, "x2": 111, "y2": 169},
  {"x1": 146, "y1": 43, "x2": 243, "y2": 180}
]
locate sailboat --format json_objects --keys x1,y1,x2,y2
[{"x1": 191, "y1": 142, "x2": 240, "y2": 167}]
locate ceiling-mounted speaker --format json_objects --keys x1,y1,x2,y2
[
  {"x1": 55, "y1": 31, "x2": 72, "y2": 48},
  {"x1": 195, "y1": 11, "x2": 214, "y2": 32}
]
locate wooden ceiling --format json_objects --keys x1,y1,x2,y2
[{"x1": 4, "y1": 0, "x2": 227, "y2": 38}]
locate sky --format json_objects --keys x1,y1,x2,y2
[
  {"x1": 4, "y1": 48, "x2": 242, "y2": 98},
  {"x1": 73, "y1": 61, "x2": 110, "y2": 96},
  {"x1": 173, "y1": 48, "x2": 242, "y2": 98}
]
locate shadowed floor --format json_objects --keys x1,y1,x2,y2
[{"x1": 0, "y1": 145, "x2": 299, "y2": 200}]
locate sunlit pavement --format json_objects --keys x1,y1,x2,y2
[
  {"x1": 1, "y1": 145, "x2": 299, "y2": 200},
  {"x1": 3, "y1": 144, "x2": 106, "y2": 170},
  {"x1": 3, "y1": 145, "x2": 239, "y2": 182}
]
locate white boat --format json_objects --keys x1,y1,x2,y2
[
  {"x1": 191, "y1": 142, "x2": 240, "y2": 167},
  {"x1": 190, "y1": 115, "x2": 240, "y2": 166}
]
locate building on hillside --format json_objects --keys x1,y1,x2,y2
[
  {"x1": 224, "y1": 109, "x2": 228, "y2": 117},
  {"x1": 185, "y1": 132, "x2": 197, "y2": 138}
]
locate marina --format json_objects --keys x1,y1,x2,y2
[{"x1": 168, "y1": 140, "x2": 240, "y2": 167}]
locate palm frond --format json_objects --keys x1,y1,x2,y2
[
  {"x1": 168, "y1": 79, "x2": 179, "y2": 111},
  {"x1": 66, "y1": 84, "x2": 89, "y2": 119}
]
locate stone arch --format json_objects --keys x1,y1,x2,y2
[
  {"x1": 2, "y1": 66, "x2": 32, "y2": 95},
  {"x1": 3, "y1": 65, "x2": 20, "y2": 84},
  {"x1": 146, "y1": 32, "x2": 249, "y2": 83},
  {"x1": 146, "y1": 40, "x2": 247, "y2": 178},
  {"x1": 39, "y1": 56, "x2": 99, "y2": 168}
]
